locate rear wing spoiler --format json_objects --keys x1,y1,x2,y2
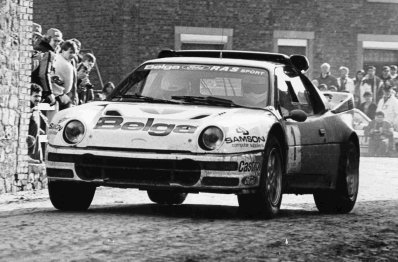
[
  {"x1": 158, "y1": 49, "x2": 310, "y2": 73},
  {"x1": 322, "y1": 91, "x2": 355, "y2": 113}
]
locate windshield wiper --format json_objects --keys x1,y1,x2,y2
[
  {"x1": 111, "y1": 94, "x2": 179, "y2": 104},
  {"x1": 171, "y1": 96, "x2": 242, "y2": 107}
]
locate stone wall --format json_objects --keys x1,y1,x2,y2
[{"x1": 0, "y1": 0, "x2": 35, "y2": 193}]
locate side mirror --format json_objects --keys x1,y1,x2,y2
[
  {"x1": 284, "y1": 109, "x2": 307, "y2": 122},
  {"x1": 290, "y1": 55, "x2": 309, "y2": 73}
]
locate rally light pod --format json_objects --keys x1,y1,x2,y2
[{"x1": 199, "y1": 126, "x2": 224, "y2": 151}]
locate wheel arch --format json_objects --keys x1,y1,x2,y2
[
  {"x1": 267, "y1": 123, "x2": 287, "y2": 171},
  {"x1": 347, "y1": 131, "x2": 360, "y2": 156}
]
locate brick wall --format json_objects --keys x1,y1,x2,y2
[
  {"x1": 33, "y1": 0, "x2": 398, "y2": 83},
  {"x1": 0, "y1": 0, "x2": 34, "y2": 193}
]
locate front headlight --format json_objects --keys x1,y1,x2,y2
[
  {"x1": 199, "y1": 126, "x2": 224, "y2": 151},
  {"x1": 63, "y1": 120, "x2": 85, "y2": 144}
]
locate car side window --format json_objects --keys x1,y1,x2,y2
[{"x1": 275, "y1": 67, "x2": 314, "y2": 116}]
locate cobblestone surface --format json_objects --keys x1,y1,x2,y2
[{"x1": 0, "y1": 157, "x2": 397, "y2": 261}]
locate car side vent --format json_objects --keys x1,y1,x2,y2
[
  {"x1": 191, "y1": 114, "x2": 210, "y2": 119},
  {"x1": 105, "y1": 110, "x2": 122, "y2": 116}
]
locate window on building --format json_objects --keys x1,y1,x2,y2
[
  {"x1": 359, "y1": 39, "x2": 398, "y2": 75},
  {"x1": 367, "y1": 0, "x2": 398, "y2": 3},
  {"x1": 273, "y1": 31, "x2": 314, "y2": 78},
  {"x1": 363, "y1": 49, "x2": 398, "y2": 74},
  {"x1": 175, "y1": 26, "x2": 233, "y2": 50},
  {"x1": 277, "y1": 39, "x2": 307, "y2": 56}
]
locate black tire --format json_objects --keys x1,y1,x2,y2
[
  {"x1": 237, "y1": 136, "x2": 283, "y2": 218},
  {"x1": 314, "y1": 140, "x2": 359, "y2": 214},
  {"x1": 147, "y1": 190, "x2": 187, "y2": 205},
  {"x1": 48, "y1": 180, "x2": 96, "y2": 211}
]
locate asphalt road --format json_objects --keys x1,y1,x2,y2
[{"x1": 0, "y1": 157, "x2": 397, "y2": 261}]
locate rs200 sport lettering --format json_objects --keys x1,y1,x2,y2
[{"x1": 94, "y1": 117, "x2": 197, "y2": 136}]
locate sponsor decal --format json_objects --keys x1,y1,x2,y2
[
  {"x1": 225, "y1": 132, "x2": 266, "y2": 147},
  {"x1": 226, "y1": 128, "x2": 265, "y2": 147},
  {"x1": 144, "y1": 64, "x2": 266, "y2": 75},
  {"x1": 242, "y1": 175, "x2": 258, "y2": 186},
  {"x1": 94, "y1": 117, "x2": 197, "y2": 136},
  {"x1": 225, "y1": 136, "x2": 266, "y2": 144},
  {"x1": 49, "y1": 123, "x2": 63, "y2": 131},
  {"x1": 144, "y1": 64, "x2": 181, "y2": 70},
  {"x1": 236, "y1": 127, "x2": 249, "y2": 135},
  {"x1": 181, "y1": 65, "x2": 211, "y2": 71},
  {"x1": 238, "y1": 161, "x2": 261, "y2": 172}
]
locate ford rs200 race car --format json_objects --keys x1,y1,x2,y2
[{"x1": 46, "y1": 50, "x2": 360, "y2": 218}]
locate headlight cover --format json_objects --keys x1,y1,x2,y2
[
  {"x1": 63, "y1": 120, "x2": 85, "y2": 144},
  {"x1": 199, "y1": 126, "x2": 224, "y2": 151}
]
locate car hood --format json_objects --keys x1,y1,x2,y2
[{"x1": 48, "y1": 101, "x2": 277, "y2": 153}]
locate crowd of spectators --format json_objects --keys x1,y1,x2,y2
[
  {"x1": 28, "y1": 23, "x2": 115, "y2": 161},
  {"x1": 312, "y1": 63, "x2": 398, "y2": 157}
]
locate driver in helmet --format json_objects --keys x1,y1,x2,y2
[
  {"x1": 159, "y1": 73, "x2": 190, "y2": 99},
  {"x1": 240, "y1": 75, "x2": 268, "y2": 107}
]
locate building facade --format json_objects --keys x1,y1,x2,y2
[{"x1": 33, "y1": 0, "x2": 398, "y2": 88}]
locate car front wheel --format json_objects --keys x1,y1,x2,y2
[
  {"x1": 48, "y1": 180, "x2": 96, "y2": 211},
  {"x1": 237, "y1": 136, "x2": 283, "y2": 218},
  {"x1": 314, "y1": 140, "x2": 359, "y2": 213},
  {"x1": 147, "y1": 190, "x2": 187, "y2": 205}
]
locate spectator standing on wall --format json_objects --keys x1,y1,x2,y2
[
  {"x1": 316, "y1": 63, "x2": 338, "y2": 89},
  {"x1": 76, "y1": 53, "x2": 97, "y2": 104},
  {"x1": 361, "y1": 66, "x2": 382, "y2": 104},
  {"x1": 66, "y1": 38, "x2": 83, "y2": 106},
  {"x1": 31, "y1": 23, "x2": 43, "y2": 77},
  {"x1": 35, "y1": 28, "x2": 63, "y2": 53},
  {"x1": 358, "y1": 91, "x2": 377, "y2": 120},
  {"x1": 390, "y1": 65, "x2": 398, "y2": 79},
  {"x1": 337, "y1": 66, "x2": 355, "y2": 94},
  {"x1": 364, "y1": 111, "x2": 394, "y2": 157},
  {"x1": 52, "y1": 40, "x2": 78, "y2": 111},
  {"x1": 70, "y1": 38, "x2": 83, "y2": 66},
  {"x1": 31, "y1": 28, "x2": 64, "y2": 106},
  {"x1": 32, "y1": 23, "x2": 42, "y2": 51},
  {"x1": 376, "y1": 84, "x2": 398, "y2": 131},
  {"x1": 354, "y1": 69, "x2": 365, "y2": 106}
]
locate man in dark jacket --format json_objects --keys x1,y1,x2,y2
[
  {"x1": 31, "y1": 28, "x2": 63, "y2": 106},
  {"x1": 316, "y1": 63, "x2": 338, "y2": 89},
  {"x1": 361, "y1": 66, "x2": 382, "y2": 103},
  {"x1": 358, "y1": 91, "x2": 377, "y2": 120},
  {"x1": 364, "y1": 111, "x2": 394, "y2": 156}
]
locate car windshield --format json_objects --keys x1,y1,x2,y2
[{"x1": 111, "y1": 63, "x2": 270, "y2": 108}]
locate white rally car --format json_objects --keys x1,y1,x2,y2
[{"x1": 46, "y1": 50, "x2": 360, "y2": 218}]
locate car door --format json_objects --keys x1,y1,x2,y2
[{"x1": 275, "y1": 67, "x2": 330, "y2": 177}]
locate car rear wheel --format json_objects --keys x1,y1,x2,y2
[
  {"x1": 48, "y1": 180, "x2": 96, "y2": 211},
  {"x1": 237, "y1": 136, "x2": 283, "y2": 218},
  {"x1": 147, "y1": 190, "x2": 187, "y2": 205},
  {"x1": 314, "y1": 140, "x2": 359, "y2": 213}
]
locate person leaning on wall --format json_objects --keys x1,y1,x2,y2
[{"x1": 31, "y1": 28, "x2": 64, "y2": 107}]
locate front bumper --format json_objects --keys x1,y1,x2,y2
[{"x1": 46, "y1": 146, "x2": 263, "y2": 193}]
